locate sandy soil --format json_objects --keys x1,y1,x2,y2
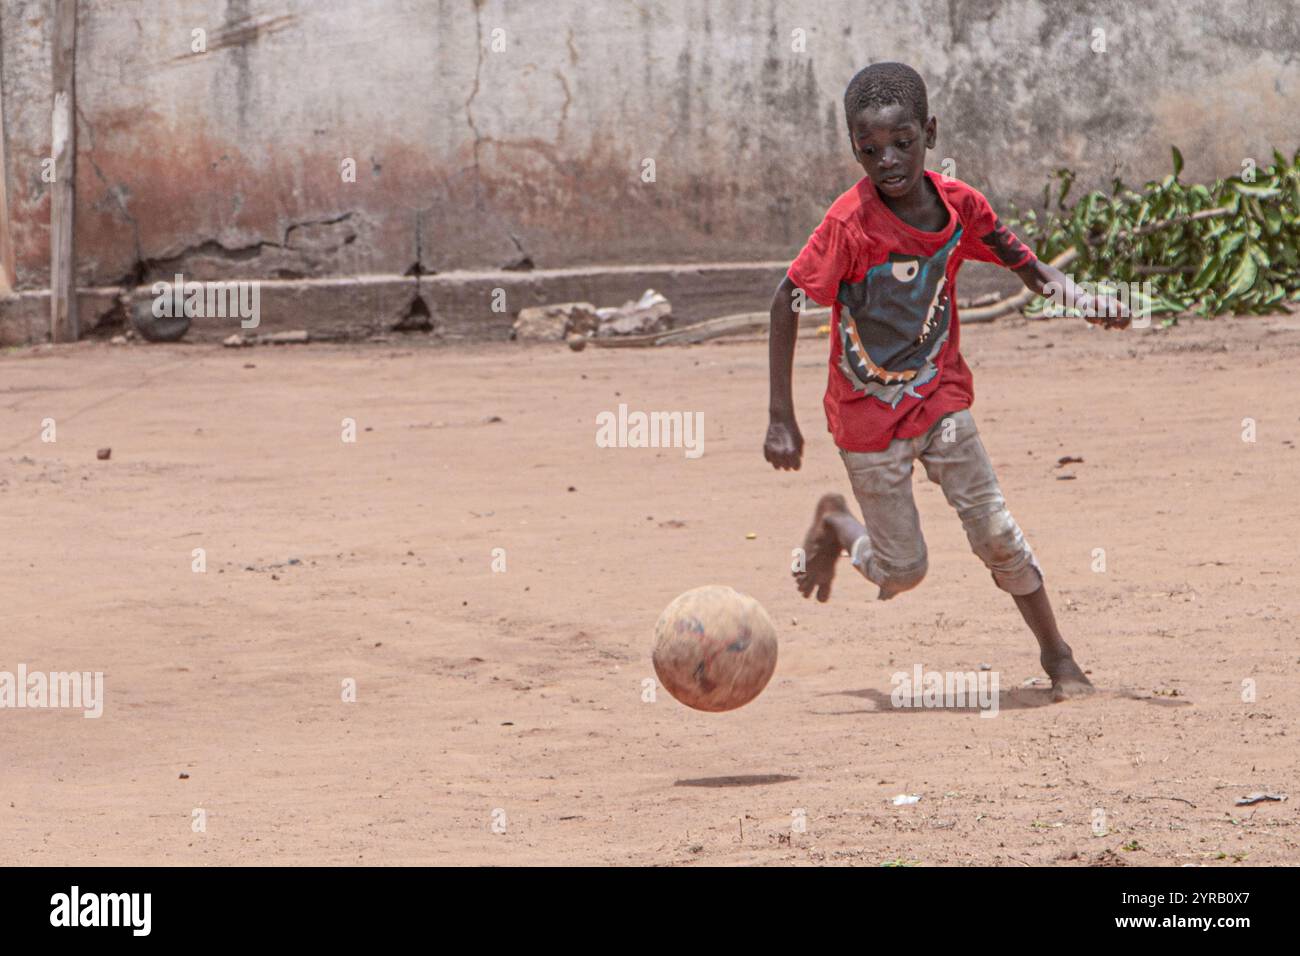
[{"x1": 2, "y1": 313, "x2": 1298, "y2": 866}]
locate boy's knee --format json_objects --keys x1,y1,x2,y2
[
  {"x1": 968, "y1": 509, "x2": 1023, "y2": 564},
  {"x1": 962, "y1": 505, "x2": 1041, "y2": 594},
  {"x1": 850, "y1": 536, "x2": 927, "y2": 599},
  {"x1": 875, "y1": 553, "x2": 928, "y2": 600}
]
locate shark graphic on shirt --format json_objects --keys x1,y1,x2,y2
[{"x1": 835, "y1": 226, "x2": 962, "y2": 408}]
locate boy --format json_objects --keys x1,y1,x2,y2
[{"x1": 765, "y1": 62, "x2": 1128, "y2": 701}]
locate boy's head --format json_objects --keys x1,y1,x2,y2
[{"x1": 843, "y1": 62, "x2": 937, "y2": 198}]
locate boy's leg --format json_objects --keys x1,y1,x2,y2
[
  {"x1": 795, "y1": 439, "x2": 928, "y2": 602},
  {"x1": 918, "y1": 410, "x2": 1093, "y2": 700}
]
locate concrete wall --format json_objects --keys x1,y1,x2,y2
[{"x1": 2, "y1": 0, "x2": 1298, "y2": 340}]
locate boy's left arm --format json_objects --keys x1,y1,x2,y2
[
  {"x1": 961, "y1": 187, "x2": 1130, "y2": 330},
  {"x1": 1011, "y1": 257, "x2": 1131, "y2": 330}
]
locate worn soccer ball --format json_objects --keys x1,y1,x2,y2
[{"x1": 652, "y1": 585, "x2": 778, "y2": 712}]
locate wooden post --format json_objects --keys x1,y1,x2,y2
[
  {"x1": 50, "y1": 0, "x2": 78, "y2": 342},
  {"x1": 0, "y1": 72, "x2": 16, "y2": 296}
]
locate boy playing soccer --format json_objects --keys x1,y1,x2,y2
[{"x1": 765, "y1": 62, "x2": 1128, "y2": 701}]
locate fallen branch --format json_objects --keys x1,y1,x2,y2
[
  {"x1": 590, "y1": 289, "x2": 1041, "y2": 348},
  {"x1": 588, "y1": 307, "x2": 829, "y2": 348},
  {"x1": 961, "y1": 249, "x2": 1078, "y2": 323}
]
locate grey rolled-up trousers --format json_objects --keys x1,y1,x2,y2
[{"x1": 839, "y1": 408, "x2": 1043, "y2": 600}]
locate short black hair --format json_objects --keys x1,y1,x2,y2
[{"x1": 843, "y1": 62, "x2": 929, "y2": 134}]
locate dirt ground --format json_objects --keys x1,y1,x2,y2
[{"x1": 2, "y1": 312, "x2": 1298, "y2": 866}]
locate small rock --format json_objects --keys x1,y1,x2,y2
[
  {"x1": 96, "y1": 448, "x2": 111, "y2": 461},
  {"x1": 179, "y1": 772, "x2": 190, "y2": 780},
  {"x1": 110, "y1": 335, "x2": 127, "y2": 345},
  {"x1": 979, "y1": 663, "x2": 992, "y2": 671},
  {"x1": 223, "y1": 334, "x2": 247, "y2": 348},
  {"x1": 513, "y1": 302, "x2": 599, "y2": 341},
  {"x1": 566, "y1": 332, "x2": 588, "y2": 352},
  {"x1": 892, "y1": 794, "x2": 921, "y2": 806}
]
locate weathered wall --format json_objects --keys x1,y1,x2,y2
[{"x1": 1, "y1": 0, "x2": 1298, "y2": 324}]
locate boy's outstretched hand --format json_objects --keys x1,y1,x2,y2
[
  {"x1": 1081, "y1": 292, "x2": 1131, "y2": 330},
  {"x1": 765, "y1": 415, "x2": 804, "y2": 470}
]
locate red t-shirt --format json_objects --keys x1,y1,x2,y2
[{"x1": 787, "y1": 170, "x2": 1036, "y2": 452}]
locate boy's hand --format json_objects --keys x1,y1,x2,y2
[
  {"x1": 1080, "y1": 292, "x2": 1131, "y2": 330},
  {"x1": 764, "y1": 415, "x2": 804, "y2": 470}
]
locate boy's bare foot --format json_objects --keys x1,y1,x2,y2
[
  {"x1": 795, "y1": 493, "x2": 849, "y2": 603},
  {"x1": 1042, "y1": 652, "x2": 1095, "y2": 702}
]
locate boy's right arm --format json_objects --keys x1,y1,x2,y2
[{"x1": 764, "y1": 276, "x2": 804, "y2": 471}]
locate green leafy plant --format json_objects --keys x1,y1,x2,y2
[{"x1": 1007, "y1": 147, "x2": 1300, "y2": 320}]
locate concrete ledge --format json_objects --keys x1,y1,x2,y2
[{"x1": 0, "y1": 262, "x2": 792, "y2": 345}]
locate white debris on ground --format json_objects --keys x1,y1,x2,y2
[
  {"x1": 512, "y1": 290, "x2": 673, "y2": 342},
  {"x1": 594, "y1": 289, "x2": 672, "y2": 338}
]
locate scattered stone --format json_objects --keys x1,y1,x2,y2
[
  {"x1": 566, "y1": 332, "x2": 588, "y2": 352},
  {"x1": 130, "y1": 300, "x2": 190, "y2": 343},
  {"x1": 979, "y1": 663, "x2": 992, "y2": 671},
  {"x1": 1235, "y1": 792, "x2": 1287, "y2": 806},
  {"x1": 110, "y1": 335, "x2": 127, "y2": 345},
  {"x1": 96, "y1": 448, "x2": 111, "y2": 461},
  {"x1": 223, "y1": 334, "x2": 248, "y2": 348},
  {"x1": 512, "y1": 302, "x2": 599, "y2": 341},
  {"x1": 1056, "y1": 455, "x2": 1084, "y2": 466},
  {"x1": 596, "y1": 289, "x2": 673, "y2": 337},
  {"x1": 179, "y1": 772, "x2": 190, "y2": 780},
  {"x1": 892, "y1": 794, "x2": 921, "y2": 806}
]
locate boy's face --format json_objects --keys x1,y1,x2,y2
[{"x1": 849, "y1": 104, "x2": 937, "y2": 199}]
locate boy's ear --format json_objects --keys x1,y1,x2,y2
[{"x1": 924, "y1": 116, "x2": 937, "y2": 149}]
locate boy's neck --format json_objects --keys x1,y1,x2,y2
[{"x1": 878, "y1": 171, "x2": 949, "y2": 232}]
